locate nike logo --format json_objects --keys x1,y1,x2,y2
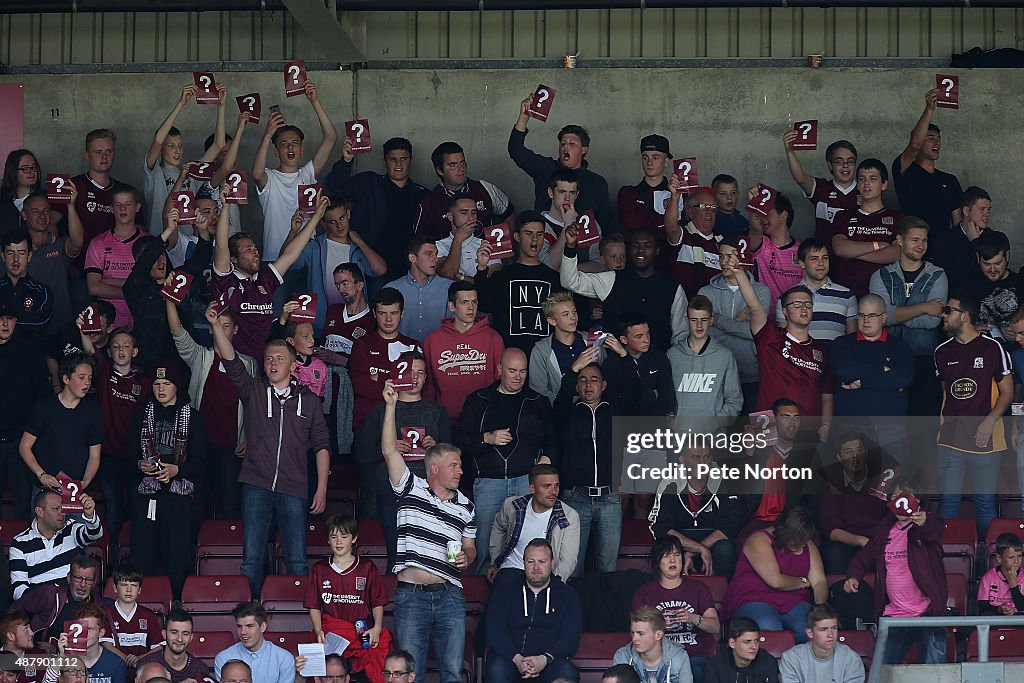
[{"x1": 648, "y1": 370, "x2": 658, "y2": 374}]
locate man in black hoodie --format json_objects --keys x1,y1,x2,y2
[
  {"x1": 705, "y1": 617, "x2": 779, "y2": 683},
  {"x1": 455, "y1": 348, "x2": 557, "y2": 574}
]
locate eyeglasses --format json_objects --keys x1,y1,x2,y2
[
  {"x1": 323, "y1": 676, "x2": 348, "y2": 681},
  {"x1": 857, "y1": 312, "x2": 885, "y2": 320},
  {"x1": 17, "y1": 165, "x2": 39, "y2": 173},
  {"x1": 691, "y1": 203, "x2": 718, "y2": 211},
  {"x1": 70, "y1": 574, "x2": 95, "y2": 584},
  {"x1": 942, "y1": 305, "x2": 964, "y2": 315},
  {"x1": 784, "y1": 301, "x2": 813, "y2": 309},
  {"x1": 382, "y1": 673, "x2": 410, "y2": 679},
  {"x1": 829, "y1": 158, "x2": 857, "y2": 167}
]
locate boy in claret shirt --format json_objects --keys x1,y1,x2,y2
[
  {"x1": 978, "y1": 532, "x2": 1024, "y2": 616},
  {"x1": 305, "y1": 515, "x2": 392, "y2": 683},
  {"x1": 100, "y1": 565, "x2": 164, "y2": 668}
]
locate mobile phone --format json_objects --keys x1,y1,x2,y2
[{"x1": 269, "y1": 104, "x2": 281, "y2": 115}]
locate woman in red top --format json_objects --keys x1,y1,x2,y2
[{"x1": 721, "y1": 507, "x2": 827, "y2": 643}]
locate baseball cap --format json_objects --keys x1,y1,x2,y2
[{"x1": 639, "y1": 134, "x2": 671, "y2": 157}]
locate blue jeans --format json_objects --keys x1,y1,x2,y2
[
  {"x1": 394, "y1": 584, "x2": 465, "y2": 683},
  {"x1": 562, "y1": 488, "x2": 622, "y2": 577},
  {"x1": 690, "y1": 655, "x2": 707, "y2": 683},
  {"x1": 473, "y1": 475, "x2": 530, "y2": 574},
  {"x1": 937, "y1": 445, "x2": 1001, "y2": 537},
  {"x1": 732, "y1": 601, "x2": 812, "y2": 644},
  {"x1": 485, "y1": 655, "x2": 579, "y2": 683},
  {"x1": 241, "y1": 483, "x2": 308, "y2": 598},
  {"x1": 881, "y1": 626, "x2": 947, "y2": 664}
]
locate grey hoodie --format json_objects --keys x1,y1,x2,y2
[
  {"x1": 613, "y1": 637, "x2": 694, "y2": 683},
  {"x1": 667, "y1": 334, "x2": 743, "y2": 425},
  {"x1": 698, "y1": 274, "x2": 770, "y2": 385}
]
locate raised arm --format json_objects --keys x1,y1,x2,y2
[
  {"x1": 304, "y1": 80, "x2": 339, "y2": 177},
  {"x1": 381, "y1": 382, "x2": 410, "y2": 486},
  {"x1": 200, "y1": 83, "x2": 229, "y2": 163},
  {"x1": 211, "y1": 112, "x2": 251, "y2": 186},
  {"x1": 147, "y1": 85, "x2": 197, "y2": 170},
  {"x1": 274, "y1": 195, "x2": 329, "y2": 275},
  {"x1": 734, "y1": 267, "x2": 767, "y2": 335},
  {"x1": 213, "y1": 182, "x2": 234, "y2": 274},
  {"x1": 897, "y1": 89, "x2": 940, "y2": 174},
  {"x1": 781, "y1": 129, "x2": 815, "y2": 196},
  {"x1": 206, "y1": 301, "x2": 236, "y2": 361},
  {"x1": 350, "y1": 229, "x2": 388, "y2": 277},
  {"x1": 64, "y1": 183, "x2": 84, "y2": 258},
  {"x1": 252, "y1": 112, "x2": 286, "y2": 190},
  {"x1": 665, "y1": 174, "x2": 683, "y2": 245}
]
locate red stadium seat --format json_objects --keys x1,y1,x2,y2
[
  {"x1": 327, "y1": 463, "x2": 359, "y2": 504},
  {"x1": 115, "y1": 523, "x2": 132, "y2": 565},
  {"x1": 462, "y1": 574, "x2": 490, "y2": 636},
  {"x1": 195, "y1": 520, "x2": 245, "y2": 575},
  {"x1": 570, "y1": 632, "x2": 623, "y2": 683},
  {"x1": 838, "y1": 630, "x2": 875, "y2": 671},
  {"x1": 966, "y1": 628, "x2": 1024, "y2": 662},
  {"x1": 266, "y1": 631, "x2": 313, "y2": 655},
  {"x1": 381, "y1": 575, "x2": 397, "y2": 635},
  {"x1": 181, "y1": 575, "x2": 251, "y2": 613},
  {"x1": 689, "y1": 575, "x2": 728, "y2": 613},
  {"x1": 941, "y1": 518, "x2": 978, "y2": 579},
  {"x1": 758, "y1": 630, "x2": 796, "y2": 659},
  {"x1": 999, "y1": 497, "x2": 1023, "y2": 519},
  {"x1": 191, "y1": 613, "x2": 240, "y2": 633},
  {"x1": 946, "y1": 572, "x2": 969, "y2": 616},
  {"x1": 985, "y1": 518, "x2": 1024, "y2": 560},
  {"x1": 190, "y1": 631, "x2": 237, "y2": 668},
  {"x1": 263, "y1": 576, "x2": 311, "y2": 633},
  {"x1": 103, "y1": 575, "x2": 173, "y2": 615},
  {"x1": 0, "y1": 520, "x2": 26, "y2": 547},
  {"x1": 617, "y1": 519, "x2": 654, "y2": 571}
]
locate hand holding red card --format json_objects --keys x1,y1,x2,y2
[
  {"x1": 888, "y1": 491, "x2": 921, "y2": 517},
  {"x1": 173, "y1": 191, "x2": 197, "y2": 225},
  {"x1": 81, "y1": 304, "x2": 104, "y2": 334},
  {"x1": 56, "y1": 472, "x2": 85, "y2": 513},
  {"x1": 576, "y1": 210, "x2": 602, "y2": 248},
  {"x1": 936, "y1": 74, "x2": 959, "y2": 109},
  {"x1": 746, "y1": 184, "x2": 778, "y2": 218},
  {"x1": 236, "y1": 93, "x2": 262, "y2": 124},
  {"x1": 188, "y1": 161, "x2": 215, "y2": 181},
  {"x1": 224, "y1": 171, "x2": 249, "y2": 205},
  {"x1": 673, "y1": 158, "x2": 699, "y2": 191},
  {"x1": 298, "y1": 184, "x2": 320, "y2": 214},
  {"x1": 210, "y1": 291, "x2": 231, "y2": 318},
  {"x1": 484, "y1": 224, "x2": 513, "y2": 259},
  {"x1": 46, "y1": 174, "x2": 73, "y2": 202},
  {"x1": 527, "y1": 84, "x2": 557, "y2": 122},
  {"x1": 289, "y1": 293, "x2": 317, "y2": 323},
  {"x1": 284, "y1": 60, "x2": 308, "y2": 97},
  {"x1": 391, "y1": 358, "x2": 416, "y2": 392},
  {"x1": 749, "y1": 410, "x2": 778, "y2": 446},
  {"x1": 161, "y1": 271, "x2": 194, "y2": 304},
  {"x1": 587, "y1": 328, "x2": 609, "y2": 349},
  {"x1": 792, "y1": 120, "x2": 818, "y2": 150},
  {"x1": 64, "y1": 619, "x2": 89, "y2": 654},
  {"x1": 345, "y1": 119, "x2": 372, "y2": 154},
  {"x1": 193, "y1": 72, "x2": 219, "y2": 105},
  {"x1": 401, "y1": 427, "x2": 427, "y2": 458}
]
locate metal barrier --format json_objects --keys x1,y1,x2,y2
[{"x1": 869, "y1": 615, "x2": 1024, "y2": 683}]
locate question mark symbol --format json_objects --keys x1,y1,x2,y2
[
  {"x1": 199, "y1": 74, "x2": 212, "y2": 89},
  {"x1": 178, "y1": 194, "x2": 191, "y2": 210},
  {"x1": 198, "y1": 163, "x2": 209, "y2": 175},
  {"x1": 288, "y1": 64, "x2": 301, "y2": 84},
  {"x1": 303, "y1": 187, "x2": 317, "y2": 204},
  {"x1": 70, "y1": 623, "x2": 83, "y2": 638},
  {"x1": 52, "y1": 176, "x2": 65, "y2": 193},
  {"x1": 759, "y1": 188, "x2": 772, "y2": 206},
  {"x1": 738, "y1": 238, "x2": 748, "y2": 256},
  {"x1": 174, "y1": 274, "x2": 188, "y2": 293},
  {"x1": 894, "y1": 496, "x2": 912, "y2": 514},
  {"x1": 536, "y1": 88, "x2": 550, "y2": 105},
  {"x1": 798, "y1": 122, "x2": 813, "y2": 140},
  {"x1": 578, "y1": 215, "x2": 590, "y2": 232},
  {"x1": 941, "y1": 77, "x2": 954, "y2": 95},
  {"x1": 679, "y1": 161, "x2": 691, "y2": 180},
  {"x1": 398, "y1": 361, "x2": 408, "y2": 376},
  {"x1": 490, "y1": 227, "x2": 504, "y2": 246},
  {"x1": 410, "y1": 430, "x2": 420, "y2": 448},
  {"x1": 756, "y1": 414, "x2": 770, "y2": 431},
  {"x1": 243, "y1": 96, "x2": 256, "y2": 109},
  {"x1": 351, "y1": 122, "x2": 365, "y2": 143},
  {"x1": 881, "y1": 468, "x2": 895, "y2": 484},
  {"x1": 86, "y1": 307, "x2": 95, "y2": 325},
  {"x1": 298, "y1": 294, "x2": 312, "y2": 308},
  {"x1": 66, "y1": 482, "x2": 79, "y2": 501},
  {"x1": 229, "y1": 173, "x2": 242, "y2": 191}
]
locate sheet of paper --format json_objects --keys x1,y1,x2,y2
[
  {"x1": 325, "y1": 631, "x2": 350, "y2": 656},
  {"x1": 298, "y1": 643, "x2": 327, "y2": 677}
]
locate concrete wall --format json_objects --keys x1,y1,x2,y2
[{"x1": 3, "y1": 67, "x2": 1023, "y2": 248}]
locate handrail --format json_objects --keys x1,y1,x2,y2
[{"x1": 868, "y1": 615, "x2": 1024, "y2": 683}]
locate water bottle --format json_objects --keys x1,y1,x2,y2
[{"x1": 355, "y1": 620, "x2": 370, "y2": 648}]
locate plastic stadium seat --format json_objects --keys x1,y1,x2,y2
[
  {"x1": 115, "y1": 523, "x2": 132, "y2": 565},
  {"x1": 191, "y1": 614, "x2": 240, "y2": 633},
  {"x1": 571, "y1": 632, "x2": 623, "y2": 683},
  {"x1": 0, "y1": 520, "x2": 26, "y2": 547},
  {"x1": 689, "y1": 575, "x2": 728, "y2": 613},
  {"x1": 758, "y1": 630, "x2": 796, "y2": 659},
  {"x1": 355, "y1": 519, "x2": 388, "y2": 573},
  {"x1": 263, "y1": 575, "x2": 311, "y2": 632},
  {"x1": 103, "y1": 575, "x2": 172, "y2": 615},
  {"x1": 265, "y1": 631, "x2": 312, "y2": 655},
  {"x1": 966, "y1": 628, "x2": 1024, "y2": 662},
  {"x1": 999, "y1": 497, "x2": 1023, "y2": 519},
  {"x1": 838, "y1": 630, "x2": 875, "y2": 671},
  {"x1": 462, "y1": 574, "x2": 490, "y2": 636},
  {"x1": 946, "y1": 572, "x2": 969, "y2": 616},
  {"x1": 381, "y1": 575, "x2": 397, "y2": 635},
  {"x1": 327, "y1": 463, "x2": 359, "y2": 504},
  {"x1": 941, "y1": 518, "x2": 978, "y2": 580},
  {"x1": 181, "y1": 575, "x2": 251, "y2": 612},
  {"x1": 195, "y1": 520, "x2": 245, "y2": 575},
  {"x1": 190, "y1": 631, "x2": 236, "y2": 667},
  {"x1": 985, "y1": 518, "x2": 1024, "y2": 559}
]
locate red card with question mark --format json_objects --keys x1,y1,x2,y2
[
  {"x1": 210, "y1": 290, "x2": 231, "y2": 318},
  {"x1": 748, "y1": 410, "x2": 778, "y2": 446},
  {"x1": 576, "y1": 210, "x2": 602, "y2": 248},
  {"x1": 160, "y1": 271, "x2": 194, "y2": 304},
  {"x1": 80, "y1": 303, "x2": 103, "y2": 334},
  {"x1": 673, "y1": 157, "x2": 699, "y2": 191},
  {"x1": 235, "y1": 93, "x2": 262, "y2": 125},
  {"x1": 401, "y1": 427, "x2": 427, "y2": 459},
  {"x1": 64, "y1": 619, "x2": 89, "y2": 654},
  {"x1": 173, "y1": 191, "x2": 197, "y2": 225},
  {"x1": 887, "y1": 491, "x2": 920, "y2": 517},
  {"x1": 56, "y1": 471, "x2": 85, "y2": 513},
  {"x1": 735, "y1": 235, "x2": 755, "y2": 271},
  {"x1": 746, "y1": 183, "x2": 778, "y2": 218},
  {"x1": 936, "y1": 74, "x2": 959, "y2": 109},
  {"x1": 791, "y1": 120, "x2": 818, "y2": 150},
  {"x1": 223, "y1": 170, "x2": 249, "y2": 205},
  {"x1": 391, "y1": 358, "x2": 416, "y2": 391},
  {"x1": 298, "y1": 183, "x2": 321, "y2": 214},
  {"x1": 187, "y1": 161, "x2": 215, "y2": 181},
  {"x1": 484, "y1": 223, "x2": 513, "y2": 259},
  {"x1": 527, "y1": 84, "x2": 557, "y2": 122},
  {"x1": 344, "y1": 119, "x2": 372, "y2": 155},
  {"x1": 289, "y1": 293, "x2": 318, "y2": 322},
  {"x1": 868, "y1": 466, "x2": 901, "y2": 501},
  {"x1": 193, "y1": 72, "x2": 219, "y2": 105},
  {"x1": 46, "y1": 174, "x2": 73, "y2": 203},
  {"x1": 284, "y1": 60, "x2": 308, "y2": 97}
]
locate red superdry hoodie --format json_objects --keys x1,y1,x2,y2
[{"x1": 424, "y1": 316, "x2": 505, "y2": 423}]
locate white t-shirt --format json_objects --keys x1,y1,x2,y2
[
  {"x1": 143, "y1": 160, "x2": 196, "y2": 237},
  {"x1": 505, "y1": 503, "x2": 552, "y2": 570},
  {"x1": 325, "y1": 240, "x2": 351, "y2": 306},
  {"x1": 436, "y1": 232, "x2": 501, "y2": 277},
  {"x1": 257, "y1": 160, "x2": 316, "y2": 260}
]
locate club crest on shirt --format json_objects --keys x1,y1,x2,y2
[
  {"x1": 132, "y1": 385, "x2": 141, "y2": 396},
  {"x1": 139, "y1": 618, "x2": 147, "y2": 629},
  {"x1": 813, "y1": 350, "x2": 823, "y2": 362},
  {"x1": 353, "y1": 327, "x2": 367, "y2": 339},
  {"x1": 974, "y1": 357, "x2": 984, "y2": 369},
  {"x1": 476, "y1": 201, "x2": 486, "y2": 212},
  {"x1": 257, "y1": 285, "x2": 268, "y2": 295},
  {"x1": 23, "y1": 297, "x2": 33, "y2": 309},
  {"x1": 355, "y1": 577, "x2": 366, "y2": 591}
]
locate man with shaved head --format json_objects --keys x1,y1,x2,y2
[
  {"x1": 456, "y1": 347, "x2": 559, "y2": 573},
  {"x1": 135, "y1": 661, "x2": 170, "y2": 683}
]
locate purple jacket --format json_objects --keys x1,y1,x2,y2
[{"x1": 847, "y1": 514, "x2": 948, "y2": 617}]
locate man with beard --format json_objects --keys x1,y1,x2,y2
[
  {"x1": 966, "y1": 231, "x2": 1021, "y2": 341},
  {"x1": 12, "y1": 555, "x2": 99, "y2": 643},
  {"x1": 475, "y1": 211, "x2": 564, "y2": 354},
  {"x1": 135, "y1": 609, "x2": 213, "y2": 683},
  {"x1": 436, "y1": 195, "x2": 502, "y2": 282}
]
